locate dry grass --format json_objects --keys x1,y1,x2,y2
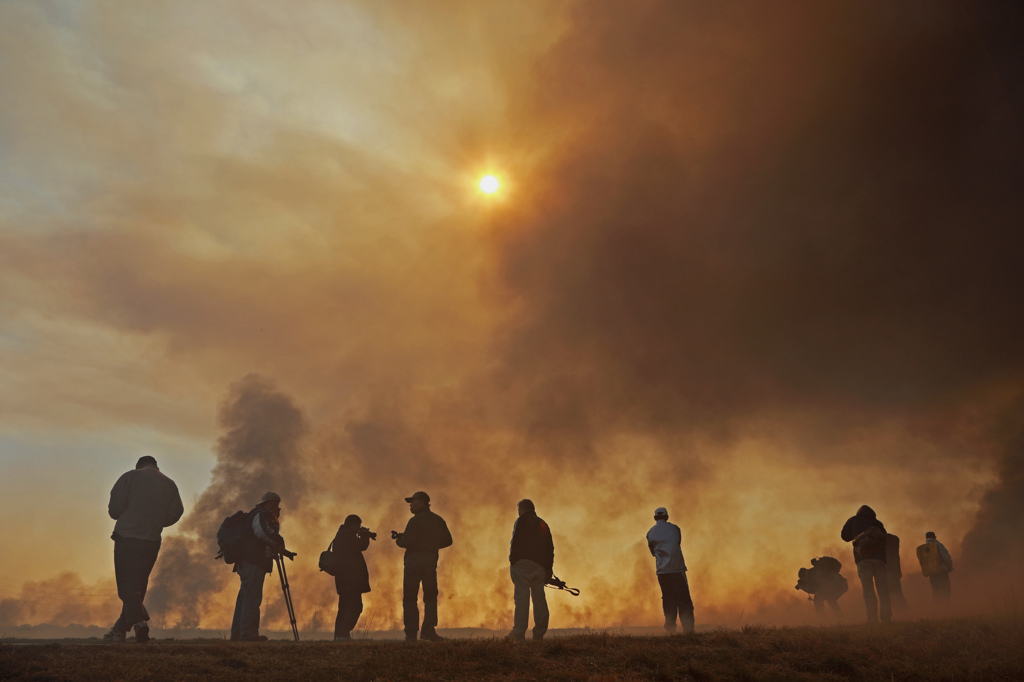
[{"x1": 2, "y1": 616, "x2": 1023, "y2": 681}]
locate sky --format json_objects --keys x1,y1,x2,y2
[{"x1": 1, "y1": 0, "x2": 1023, "y2": 632}]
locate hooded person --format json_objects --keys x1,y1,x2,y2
[
  {"x1": 104, "y1": 456, "x2": 184, "y2": 643},
  {"x1": 330, "y1": 514, "x2": 372, "y2": 642},
  {"x1": 230, "y1": 492, "x2": 296, "y2": 641},
  {"x1": 841, "y1": 505, "x2": 891, "y2": 624},
  {"x1": 646, "y1": 507, "x2": 695, "y2": 634}
]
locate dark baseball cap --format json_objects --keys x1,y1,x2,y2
[
  {"x1": 136, "y1": 456, "x2": 158, "y2": 469},
  {"x1": 405, "y1": 491, "x2": 430, "y2": 503}
]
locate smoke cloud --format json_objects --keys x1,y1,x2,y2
[{"x1": 2, "y1": 1, "x2": 1023, "y2": 630}]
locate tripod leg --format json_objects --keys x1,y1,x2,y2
[{"x1": 276, "y1": 555, "x2": 299, "y2": 642}]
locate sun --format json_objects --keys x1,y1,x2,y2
[{"x1": 479, "y1": 175, "x2": 500, "y2": 194}]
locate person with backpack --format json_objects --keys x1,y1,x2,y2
[
  {"x1": 104, "y1": 456, "x2": 184, "y2": 643},
  {"x1": 646, "y1": 507, "x2": 695, "y2": 634},
  {"x1": 393, "y1": 491, "x2": 453, "y2": 642},
  {"x1": 917, "y1": 531, "x2": 954, "y2": 602},
  {"x1": 230, "y1": 492, "x2": 296, "y2": 641},
  {"x1": 506, "y1": 499, "x2": 555, "y2": 642},
  {"x1": 329, "y1": 514, "x2": 372, "y2": 642},
  {"x1": 841, "y1": 505, "x2": 891, "y2": 623},
  {"x1": 795, "y1": 556, "x2": 847, "y2": 618}
]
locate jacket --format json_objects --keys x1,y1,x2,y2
[
  {"x1": 646, "y1": 519, "x2": 687, "y2": 574},
  {"x1": 237, "y1": 505, "x2": 286, "y2": 573},
  {"x1": 840, "y1": 505, "x2": 887, "y2": 563},
  {"x1": 396, "y1": 510, "x2": 453, "y2": 559},
  {"x1": 509, "y1": 511, "x2": 554, "y2": 573},
  {"x1": 108, "y1": 467, "x2": 184, "y2": 542},
  {"x1": 926, "y1": 538, "x2": 954, "y2": 573},
  {"x1": 332, "y1": 525, "x2": 371, "y2": 594}
]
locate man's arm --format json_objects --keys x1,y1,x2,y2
[
  {"x1": 108, "y1": 472, "x2": 132, "y2": 520},
  {"x1": 437, "y1": 516, "x2": 453, "y2": 550},
  {"x1": 840, "y1": 518, "x2": 855, "y2": 542},
  {"x1": 165, "y1": 483, "x2": 185, "y2": 527},
  {"x1": 395, "y1": 516, "x2": 416, "y2": 549},
  {"x1": 541, "y1": 521, "x2": 554, "y2": 573}
]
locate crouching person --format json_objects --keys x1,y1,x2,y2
[
  {"x1": 231, "y1": 492, "x2": 296, "y2": 641},
  {"x1": 333, "y1": 515, "x2": 372, "y2": 641}
]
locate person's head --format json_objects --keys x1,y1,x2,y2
[
  {"x1": 136, "y1": 455, "x2": 158, "y2": 470},
  {"x1": 517, "y1": 499, "x2": 535, "y2": 517},
  {"x1": 926, "y1": 531, "x2": 936, "y2": 540},
  {"x1": 654, "y1": 507, "x2": 669, "y2": 521},
  {"x1": 344, "y1": 514, "x2": 362, "y2": 530},
  {"x1": 259, "y1": 491, "x2": 282, "y2": 513},
  {"x1": 856, "y1": 505, "x2": 876, "y2": 519},
  {"x1": 405, "y1": 491, "x2": 430, "y2": 513}
]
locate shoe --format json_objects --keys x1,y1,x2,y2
[
  {"x1": 532, "y1": 635, "x2": 544, "y2": 642},
  {"x1": 505, "y1": 632, "x2": 525, "y2": 642},
  {"x1": 103, "y1": 628, "x2": 126, "y2": 644},
  {"x1": 334, "y1": 635, "x2": 352, "y2": 642},
  {"x1": 239, "y1": 634, "x2": 268, "y2": 641},
  {"x1": 133, "y1": 621, "x2": 150, "y2": 643},
  {"x1": 405, "y1": 635, "x2": 418, "y2": 642},
  {"x1": 420, "y1": 630, "x2": 445, "y2": 641}
]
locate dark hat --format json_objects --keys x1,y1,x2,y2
[
  {"x1": 260, "y1": 491, "x2": 281, "y2": 505},
  {"x1": 136, "y1": 456, "x2": 158, "y2": 469},
  {"x1": 405, "y1": 491, "x2": 430, "y2": 503},
  {"x1": 925, "y1": 531, "x2": 936, "y2": 539},
  {"x1": 654, "y1": 507, "x2": 668, "y2": 518}
]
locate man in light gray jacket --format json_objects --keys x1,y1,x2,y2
[
  {"x1": 105, "y1": 456, "x2": 184, "y2": 643},
  {"x1": 646, "y1": 507, "x2": 695, "y2": 634}
]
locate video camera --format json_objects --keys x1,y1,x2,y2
[
  {"x1": 358, "y1": 527, "x2": 377, "y2": 541},
  {"x1": 545, "y1": 574, "x2": 580, "y2": 596},
  {"x1": 391, "y1": 530, "x2": 400, "y2": 540}
]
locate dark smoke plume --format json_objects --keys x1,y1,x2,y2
[{"x1": 146, "y1": 374, "x2": 309, "y2": 627}]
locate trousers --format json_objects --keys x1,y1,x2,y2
[
  {"x1": 657, "y1": 572, "x2": 695, "y2": 633},
  {"x1": 335, "y1": 589, "x2": 364, "y2": 638},
  {"x1": 231, "y1": 561, "x2": 267, "y2": 640},
  {"x1": 403, "y1": 553, "x2": 439, "y2": 637},
  {"x1": 856, "y1": 559, "x2": 892, "y2": 623},
  {"x1": 113, "y1": 537, "x2": 161, "y2": 632},
  {"x1": 510, "y1": 559, "x2": 549, "y2": 639}
]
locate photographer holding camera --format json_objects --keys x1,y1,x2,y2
[{"x1": 330, "y1": 514, "x2": 374, "y2": 641}]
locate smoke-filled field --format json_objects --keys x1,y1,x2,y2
[
  {"x1": 2, "y1": 0, "x2": 1024, "y2": 639},
  {"x1": 4, "y1": 618, "x2": 1024, "y2": 681}
]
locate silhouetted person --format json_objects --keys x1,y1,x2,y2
[
  {"x1": 918, "y1": 531, "x2": 954, "y2": 602},
  {"x1": 394, "y1": 491, "x2": 452, "y2": 641},
  {"x1": 331, "y1": 514, "x2": 372, "y2": 642},
  {"x1": 105, "y1": 456, "x2": 184, "y2": 643},
  {"x1": 885, "y1": 533, "x2": 910, "y2": 615},
  {"x1": 795, "y1": 556, "x2": 847, "y2": 619},
  {"x1": 506, "y1": 499, "x2": 554, "y2": 642},
  {"x1": 646, "y1": 507, "x2": 695, "y2": 633},
  {"x1": 841, "y1": 505, "x2": 891, "y2": 623},
  {"x1": 231, "y1": 492, "x2": 296, "y2": 641}
]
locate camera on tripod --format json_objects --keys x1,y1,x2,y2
[{"x1": 358, "y1": 527, "x2": 377, "y2": 541}]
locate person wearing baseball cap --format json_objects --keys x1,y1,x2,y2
[
  {"x1": 230, "y1": 491, "x2": 297, "y2": 641},
  {"x1": 393, "y1": 491, "x2": 453, "y2": 641},
  {"x1": 646, "y1": 507, "x2": 694, "y2": 634}
]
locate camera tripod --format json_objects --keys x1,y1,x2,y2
[{"x1": 274, "y1": 553, "x2": 300, "y2": 641}]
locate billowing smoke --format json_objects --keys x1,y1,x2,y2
[
  {"x1": 145, "y1": 374, "x2": 309, "y2": 628},
  {"x1": 2, "y1": 1, "x2": 1023, "y2": 631}
]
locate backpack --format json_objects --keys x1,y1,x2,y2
[
  {"x1": 853, "y1": 526, "x2": 886, "y2": 560},
  {"x1": 215, "y1": 510, "x2": 250, "y2": 564},
  {"x1": 813, "y1": 556, "x2": 842, "y2": 573},
  {"x1": 916, "y1": 542, "x2": 943, "y2": 577}
]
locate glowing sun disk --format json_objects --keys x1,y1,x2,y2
[{"x1": 479, "y1": 175, "x2": 499, "y2": 193}]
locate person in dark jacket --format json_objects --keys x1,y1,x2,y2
[
  {"x1": 841, "y1": 505, "x2": 891, "y2": 623},
  {"x1": 394, "y1": 491, "x2": 453, "y2": 641},
  {"x1": 230, "y1": 492, "x2": 296, "y2": 641},
  {"x1": 506, "y1": 499, "x2": 555, "y2": 641},
  {"x1": 331, "y1": 514, "x2": 372, "y2": 642},
  {"x1": 104, "y1": 455, "x2": 184, "y2": 643}
]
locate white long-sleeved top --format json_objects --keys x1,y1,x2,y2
[
  {"x1": 646, "y1": 519, "x2": 687, "y2": 574},
  {"x1": 926, "y1": 538, "x2": 954, "y2": 572}
]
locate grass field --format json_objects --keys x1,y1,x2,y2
[{"x1": 3, "y1": 617, "x2": 1023, "y2": 681}]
